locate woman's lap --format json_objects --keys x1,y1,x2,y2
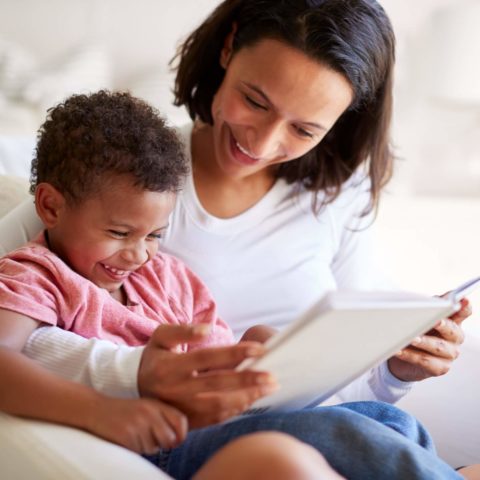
[{"x1": 145, "y1": 401, "x2": 460, "y2": 480}]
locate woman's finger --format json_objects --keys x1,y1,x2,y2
[
  {"x1": 433, "y1": 318, "x2": 465, "y2": 344},
  {"x1": 409, "y1": 334, "x2": 460, "y2": 360},
  {"x1": 395, "y1": 346, "x2": 452, "y2": 377},
  {"x1": 160, "y1": 405, "x2": 188, "y2": 446},
  {"x1": 449, "y1": 298, "x2": 472, "y2": 324},
  {"x1": 150, "y1": 416, "x2": 177, "y2": 450}
]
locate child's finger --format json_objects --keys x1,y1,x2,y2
[{"x1": 149, "y1": 324, "x2": 211, "y2": 350}]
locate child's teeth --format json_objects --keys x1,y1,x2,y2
[{"x1": 105, "y1": 265, "x2": 125, "y2": 274}]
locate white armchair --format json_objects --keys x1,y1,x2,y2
[{"x1": 0, "y1": 412, "x2": 170, "y2": 480}]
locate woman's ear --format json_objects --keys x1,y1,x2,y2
[
  {"x1": 34, "y1": 183, "x2": 66, "y2": 228},
  {"x1": 220, "y1": 22, "x2": 238, "y2": 69}
]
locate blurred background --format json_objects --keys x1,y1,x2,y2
[{"x1": 0, "y1": 0, "x2": 479, "y2": 333}]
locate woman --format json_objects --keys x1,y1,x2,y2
[{"x1": 0, "y1": 0, "x2": 472, "y2": 478}]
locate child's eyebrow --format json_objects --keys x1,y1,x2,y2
[{"x1": 109, "y1": 222, "x2": 170, "y2": 232}]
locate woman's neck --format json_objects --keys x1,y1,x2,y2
[{"x1": 190, "y1": 123, "x2": 276, "y2": 218}]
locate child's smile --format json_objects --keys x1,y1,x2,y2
[{"x1": 45, "y1": 176, "x2": 176, "y2": 296}]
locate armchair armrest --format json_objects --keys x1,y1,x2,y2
[{"x1": 0, "y1": 412, "x2": 171, "y2": 479}]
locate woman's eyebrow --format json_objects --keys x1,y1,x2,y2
[
  {"x1": 243, "y1": 82, "x2": 272, "y2": 105},
  {"x1": 242, "y1": 82, "x2": 327, "y2": 132}
]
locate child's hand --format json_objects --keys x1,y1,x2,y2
[
  {"x1": 138, "y1": 324, "x2": 278, "y2": 428},
  {"x1": 86, "y1": 396, "x2": 188, "y2": 454}
]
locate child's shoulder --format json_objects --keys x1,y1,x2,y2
[
  {"x1": 1, "y1": 237, "x2": 69, "y2": 279},
  {"x1": 2, "y1": 241, "x2": 52, "y2": 264}
]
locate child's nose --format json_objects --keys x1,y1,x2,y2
[{"x1": 121, "y1": 243, "x2": 149, "y2": 266}]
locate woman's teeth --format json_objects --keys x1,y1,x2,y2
[{"x1": 236, "y1": 141, "x2": 260, "y2": 160}]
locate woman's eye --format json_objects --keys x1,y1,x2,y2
[
  {"x1": 109, "y1": 230, "x2": 128, "y2": 238},
  {"x1": 245, "y1": 95, "x2": 267, "y2": 110},
  {"x1": 294, "y1": 126, "x2": 314, "y2": 139}
]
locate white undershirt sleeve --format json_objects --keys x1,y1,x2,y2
[
  {"x1": 23, "y1": 326, "x2": 142, "y2": 398},
  {"x1": 330, "y1": 362, "x2": 413, "y2": 404},
  {"x1": 328, "y1": 185, "x2": 414, "y2": 404}
]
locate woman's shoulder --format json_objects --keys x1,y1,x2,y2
[{"x1": 315, "y1": 169, "x2": 374, "y2": 229}]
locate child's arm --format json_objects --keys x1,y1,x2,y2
[{"x1": 0, "y1": 309, "x2": 187, "y2": 453}]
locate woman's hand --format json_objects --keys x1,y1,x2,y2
[
  {"x1": 86, "y1": 396, "x2": 188, "y2": 454},
  {"x1": 240, "y1": 324, "x2": 278, "y2": 343},
  {"x1": 387, "y1": 298, "x2": 472, "y2": 382},
  {"x1": 138, "y1": 324, "x2": 278, "y2": 428}
]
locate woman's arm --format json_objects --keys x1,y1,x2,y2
[{"x1": 0, "y1": 309, "x2": 188, "y2": 452}]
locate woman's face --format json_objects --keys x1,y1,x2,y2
[{"x1": 209, "y1": 38, "x2": 354, "y2": 182}]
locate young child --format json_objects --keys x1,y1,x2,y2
[{"x1": 0, "y1": 90, "x2": 343, "y2": 480}]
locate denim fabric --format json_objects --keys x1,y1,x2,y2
[{"x1": 145, "y1": 401, "x2": 461, "y2": 480}]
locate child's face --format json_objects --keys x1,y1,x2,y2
[{"x1": 48, "y1": 177, "x2": 176, "y2": 294}]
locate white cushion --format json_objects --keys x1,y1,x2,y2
[
  {"x1": 0, "y1": 412, "x2": 171, "y2": 479},
  {"x1": 0, "y1": 135, "x2": 36, "y2": 178},
  {"x1": 0, "y1": 175, "x2": 30, "y2": 219}
]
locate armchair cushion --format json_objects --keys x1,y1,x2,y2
[{"x1": 0, "y1": 412, "x2": 171, "y2": 479}]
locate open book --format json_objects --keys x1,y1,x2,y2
[{"x1": 237, "y1": 278, "x2": 479, "y2": 415}]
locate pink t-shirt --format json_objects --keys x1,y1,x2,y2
[{"x1": 0, "y1": 233, "x2": 234, "y2": 349}]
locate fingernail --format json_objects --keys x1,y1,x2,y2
[
  {"x1": 411, "y1": 337, "x2": 421, "y2": 345},
  {"x1": 192, "y1": 324, "x2": 211, "y2": 336},
  {"x1": 260, "y1": 382, "x2": 279, "y2": 394},
  {"x1": 246, "y1": 345, "x2": 265, "y2": 356},
  {"x1": 256, "y1": 373, "x2": 276, "y2": 385}
]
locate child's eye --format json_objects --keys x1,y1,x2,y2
[
  {"x1": 148, "y1": 233, "x2": 163, "y2": 240},
  {"x1": 109, "y1": 230, "x2": 128, "y2": 238},
  {"x1": 245, "y1": 95, "x2": 267, "y2": 110}
]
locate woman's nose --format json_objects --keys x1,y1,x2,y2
[{"x1": 246, "y1": 120, "x2": 284, "y2": 159}]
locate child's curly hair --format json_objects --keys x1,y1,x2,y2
[{"x1": 30, "y1": 90, "x2": 188, "y2": 203}]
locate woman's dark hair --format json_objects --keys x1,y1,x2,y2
[
  {"x1": 30, "y1": 90, "x2": 188, "y2": 204},
  {"x1": 172, "y1": 0, "x2": 395, "y2": 214}
]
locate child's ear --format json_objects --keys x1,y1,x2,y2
[
  {"x1": 34, "y1": 183, "x2": 66, "y2": 228},
  {"x1": 220, "y1": 22, "x2": 237, "y2": 69}
]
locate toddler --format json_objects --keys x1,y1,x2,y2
[{"x1": 0, "y1": 90, "x2": 343, "y2": 479}]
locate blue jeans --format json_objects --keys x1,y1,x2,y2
[{"x1": 145, "y1": 401, "x2": 462, "y2": 479}]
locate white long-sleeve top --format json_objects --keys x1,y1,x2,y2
[{"x1": 2, "y1": 123, "x2": 412, "y2": 403}]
